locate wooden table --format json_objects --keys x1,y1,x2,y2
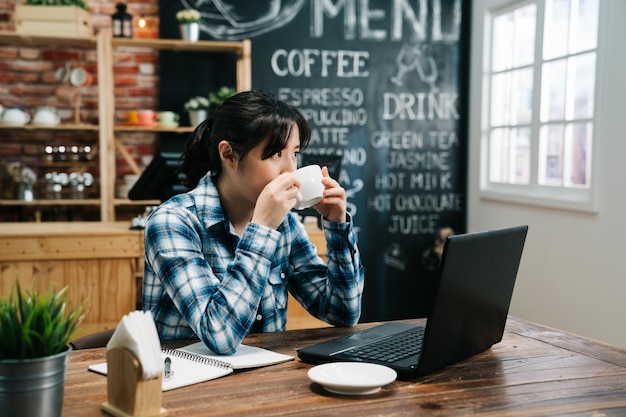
[{"x1": 63, "y1": 316, "x2": 626, "y2": 416}]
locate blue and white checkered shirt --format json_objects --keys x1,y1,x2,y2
[{"x1": 143, "y1": 174, "x2": 364, "y2": 354}]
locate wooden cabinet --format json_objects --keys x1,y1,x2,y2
[
  {"x1": 0, "y1": 222, "x2": 143, "y2": 337},
  {"x1": 0, "y1": 31, "x2": 251, "y2": 223},
  {"x1": 287, "y1": 218, "x2": 331, "y2": 330}
]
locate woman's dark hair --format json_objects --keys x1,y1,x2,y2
[{"x1": 180, "y1": 89, "x2": 311, "y2": 188}]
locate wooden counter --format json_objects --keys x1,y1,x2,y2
[
  {"x1": 0, "y1": 222, "x2": 142, "y2": 337},
  {"x1": 288, "y1": 218, "x2": 330, "y2": 330},
  {"x1": 0, "y1": 218, "x2": 336, "y2": 335}
]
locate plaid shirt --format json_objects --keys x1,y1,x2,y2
[{"x1": 143, "y1": 175, "x2": 364, "y2": 354}]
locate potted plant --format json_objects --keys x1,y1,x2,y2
[
  {"x1": 184, "y1": 95, "x2": 210, "y2": 127},
  {"x1": 176, "y1": 8, "x2": 201, "y2": 42},
  {"x1": 0, "y1": 281, "x2": 85, "y2": 417},
  {"x1": 22, "y1": 0, "x2": 88, "y2": 9},
  {"x1": 184, "y1": 87, "x2": 236, "y2": 127},
  {"x1": 209, "y1": 86, "x2": 236, "y2": 111}
]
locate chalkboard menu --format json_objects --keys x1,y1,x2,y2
[{"x1": 161, "y1": 0, "x2": 469, "y2": 321}]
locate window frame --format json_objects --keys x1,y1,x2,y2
[{"x1": 478, "y1": 0, "x2": 605, "y2": 213}]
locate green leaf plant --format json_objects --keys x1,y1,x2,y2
[
  {"x1": 208, "y1": 86, "x2": 236, "y2": 110},
  {"x1": 23, "y1": 0, "x2": 89, "y2": 10},
  {"x1": 0, "y1": 280, "x2": 85, "y2": 359}
]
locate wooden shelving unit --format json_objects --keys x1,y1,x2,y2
[{"x1": 0, "y1": 31, "x2": 251, "y2": 223}]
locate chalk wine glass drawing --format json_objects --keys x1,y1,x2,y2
[{"x1": 391, "y1": 41, "x2": 439, "y2": 92}]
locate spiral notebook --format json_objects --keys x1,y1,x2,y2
[{"x1": 89, "y1": 343, "x2": 294, "y2": 391}]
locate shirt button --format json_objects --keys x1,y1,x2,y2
[{"x1": 256, "y1": 314, "x2": 263, "y2": 321}]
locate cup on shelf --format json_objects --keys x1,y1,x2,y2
[
  {"x1": 158, "y1": 111, "x2": 179, "y2": 128},
  {"x1": 137, "y1": 110, "x2": 157, "y2": 127},
  {"x1": 126, "y1": 110, "x2": 139, "y2": 125},
  {"x1": 55, "y1": 86, "x2": 82, "y2": 107},
  {"x1": 70, "y1": 66, "x2": 93, "y2": 87},
  {"x1": 55, "y1": 63, "x2": 71, "y2": 83}
]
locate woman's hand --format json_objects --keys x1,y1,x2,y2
[
  {"x1": 251, "y1": 173, "x2": 300, "y2": 229},
  {"x1": 314, "y1": 166, "x2": 347, "y2": 223}
]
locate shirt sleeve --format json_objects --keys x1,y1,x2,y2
[
  {"x1": 287, "y1": 214, "x2": 365, "y2": 326},
  {"x1": 144, "y1": 206, "x2": 280, "y2": 354}
]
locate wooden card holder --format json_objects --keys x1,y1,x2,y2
[{"x1": 102, "y1": 348, "x2": 167, "y2": 417}]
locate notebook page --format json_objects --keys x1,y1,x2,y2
[
  {"x1": 178, "y1": 342, "x2": 294, "y2": 369},
  {"x1": 88, "y1": 350, "x2": 233, "y2": 391}
]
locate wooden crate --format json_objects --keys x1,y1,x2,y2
[{"x1": 15, "y1": 5, "x2": 93, "y2": 38}]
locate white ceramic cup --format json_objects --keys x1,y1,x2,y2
[
  {"x1": 292, "y1": 164, "x2": 324, "y2": 210},
  {"x1": 70, "y1": 66, "x2": 93, "y2": 87},
  {"x1": 158, "y1": 111, "x2": 179, "y2": 127}
]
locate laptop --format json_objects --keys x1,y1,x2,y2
[{"x1": 297, "y1": 225, "x2": 528, "y2": 380}]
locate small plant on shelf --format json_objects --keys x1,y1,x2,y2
[
  {"x1": 208, "y1": 86, "x2": 236, "y2": 111},
  {"x1": 176, "y1": 9, "x2": 201, "y2": 24},
  {"x1": 184, "y1": 95, "x2": 210, "y2": 127},
  {"x1": 23, "y1": 0, "x2": 89, "y2": 10},
  {"x1": 184, "y1": 95, "x2": 210, "y2": 112}
]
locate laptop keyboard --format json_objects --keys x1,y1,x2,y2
[{"x1": 342, "y1": 326, "x2": 425, "y2": 364}]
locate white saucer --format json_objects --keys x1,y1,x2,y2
[{"x1": 308, "y1": 362, "x2": 397, "y2": 395}]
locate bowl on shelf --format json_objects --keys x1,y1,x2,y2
[
  {"x1": 32, "y1": 107, "x2": 61, "y2": 126},
  {"x1": 0, "y1": 107, "x2": 30, "y2": 127}
]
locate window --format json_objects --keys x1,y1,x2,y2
[{"x1": 481, "y1": 0, "x2": 601, "y2": 211}]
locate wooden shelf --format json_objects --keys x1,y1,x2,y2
[
  {"x1": 112, "y1": 37, "x2": 247, "y2": 54},
  {"x1": 113, "y1": 125, "x2": 194, "y2": 133},
  {"x1": 0, "y1": 31, "x2": 246, "y2": 58},
  {"x1": 0, "y1": 30, "x2": 96, "y2": 48},
  {"x1": 39, "y1": 161, "x2": 97, "y2": 168},
  {"x1": 0, "y1": 199, "x2": 101, "y2": 206},
  {"x1": 0, "y1": 31, "x2": 251, "y2": 223},
  {"x1": 114, "y1": 198, "x2": 161, "y2": 206},
  {"x1": 0, "y1": 123, "x2": 99, "y2": 131}
]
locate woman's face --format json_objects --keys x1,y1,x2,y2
[{"x1": 236, "y1": 123, "x2": 301, "y2": 204}]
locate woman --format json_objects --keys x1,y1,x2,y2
[{"x1": 143, "y1": 89, "x2": 364, "y2": 354}]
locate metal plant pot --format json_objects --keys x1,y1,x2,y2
[
  {"x1": 0, "y1": 346, "x2": 70, "y2": 417},
  {"x1": 189, "y1": 109, "x2": 209, "y2": 127},
  {"x1": 180, "y1": 23, "x2": 200, "y2": 42}
]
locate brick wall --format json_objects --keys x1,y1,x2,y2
[{"x1": 0, "y1": 1, "x2": 162, "y2": 221}]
